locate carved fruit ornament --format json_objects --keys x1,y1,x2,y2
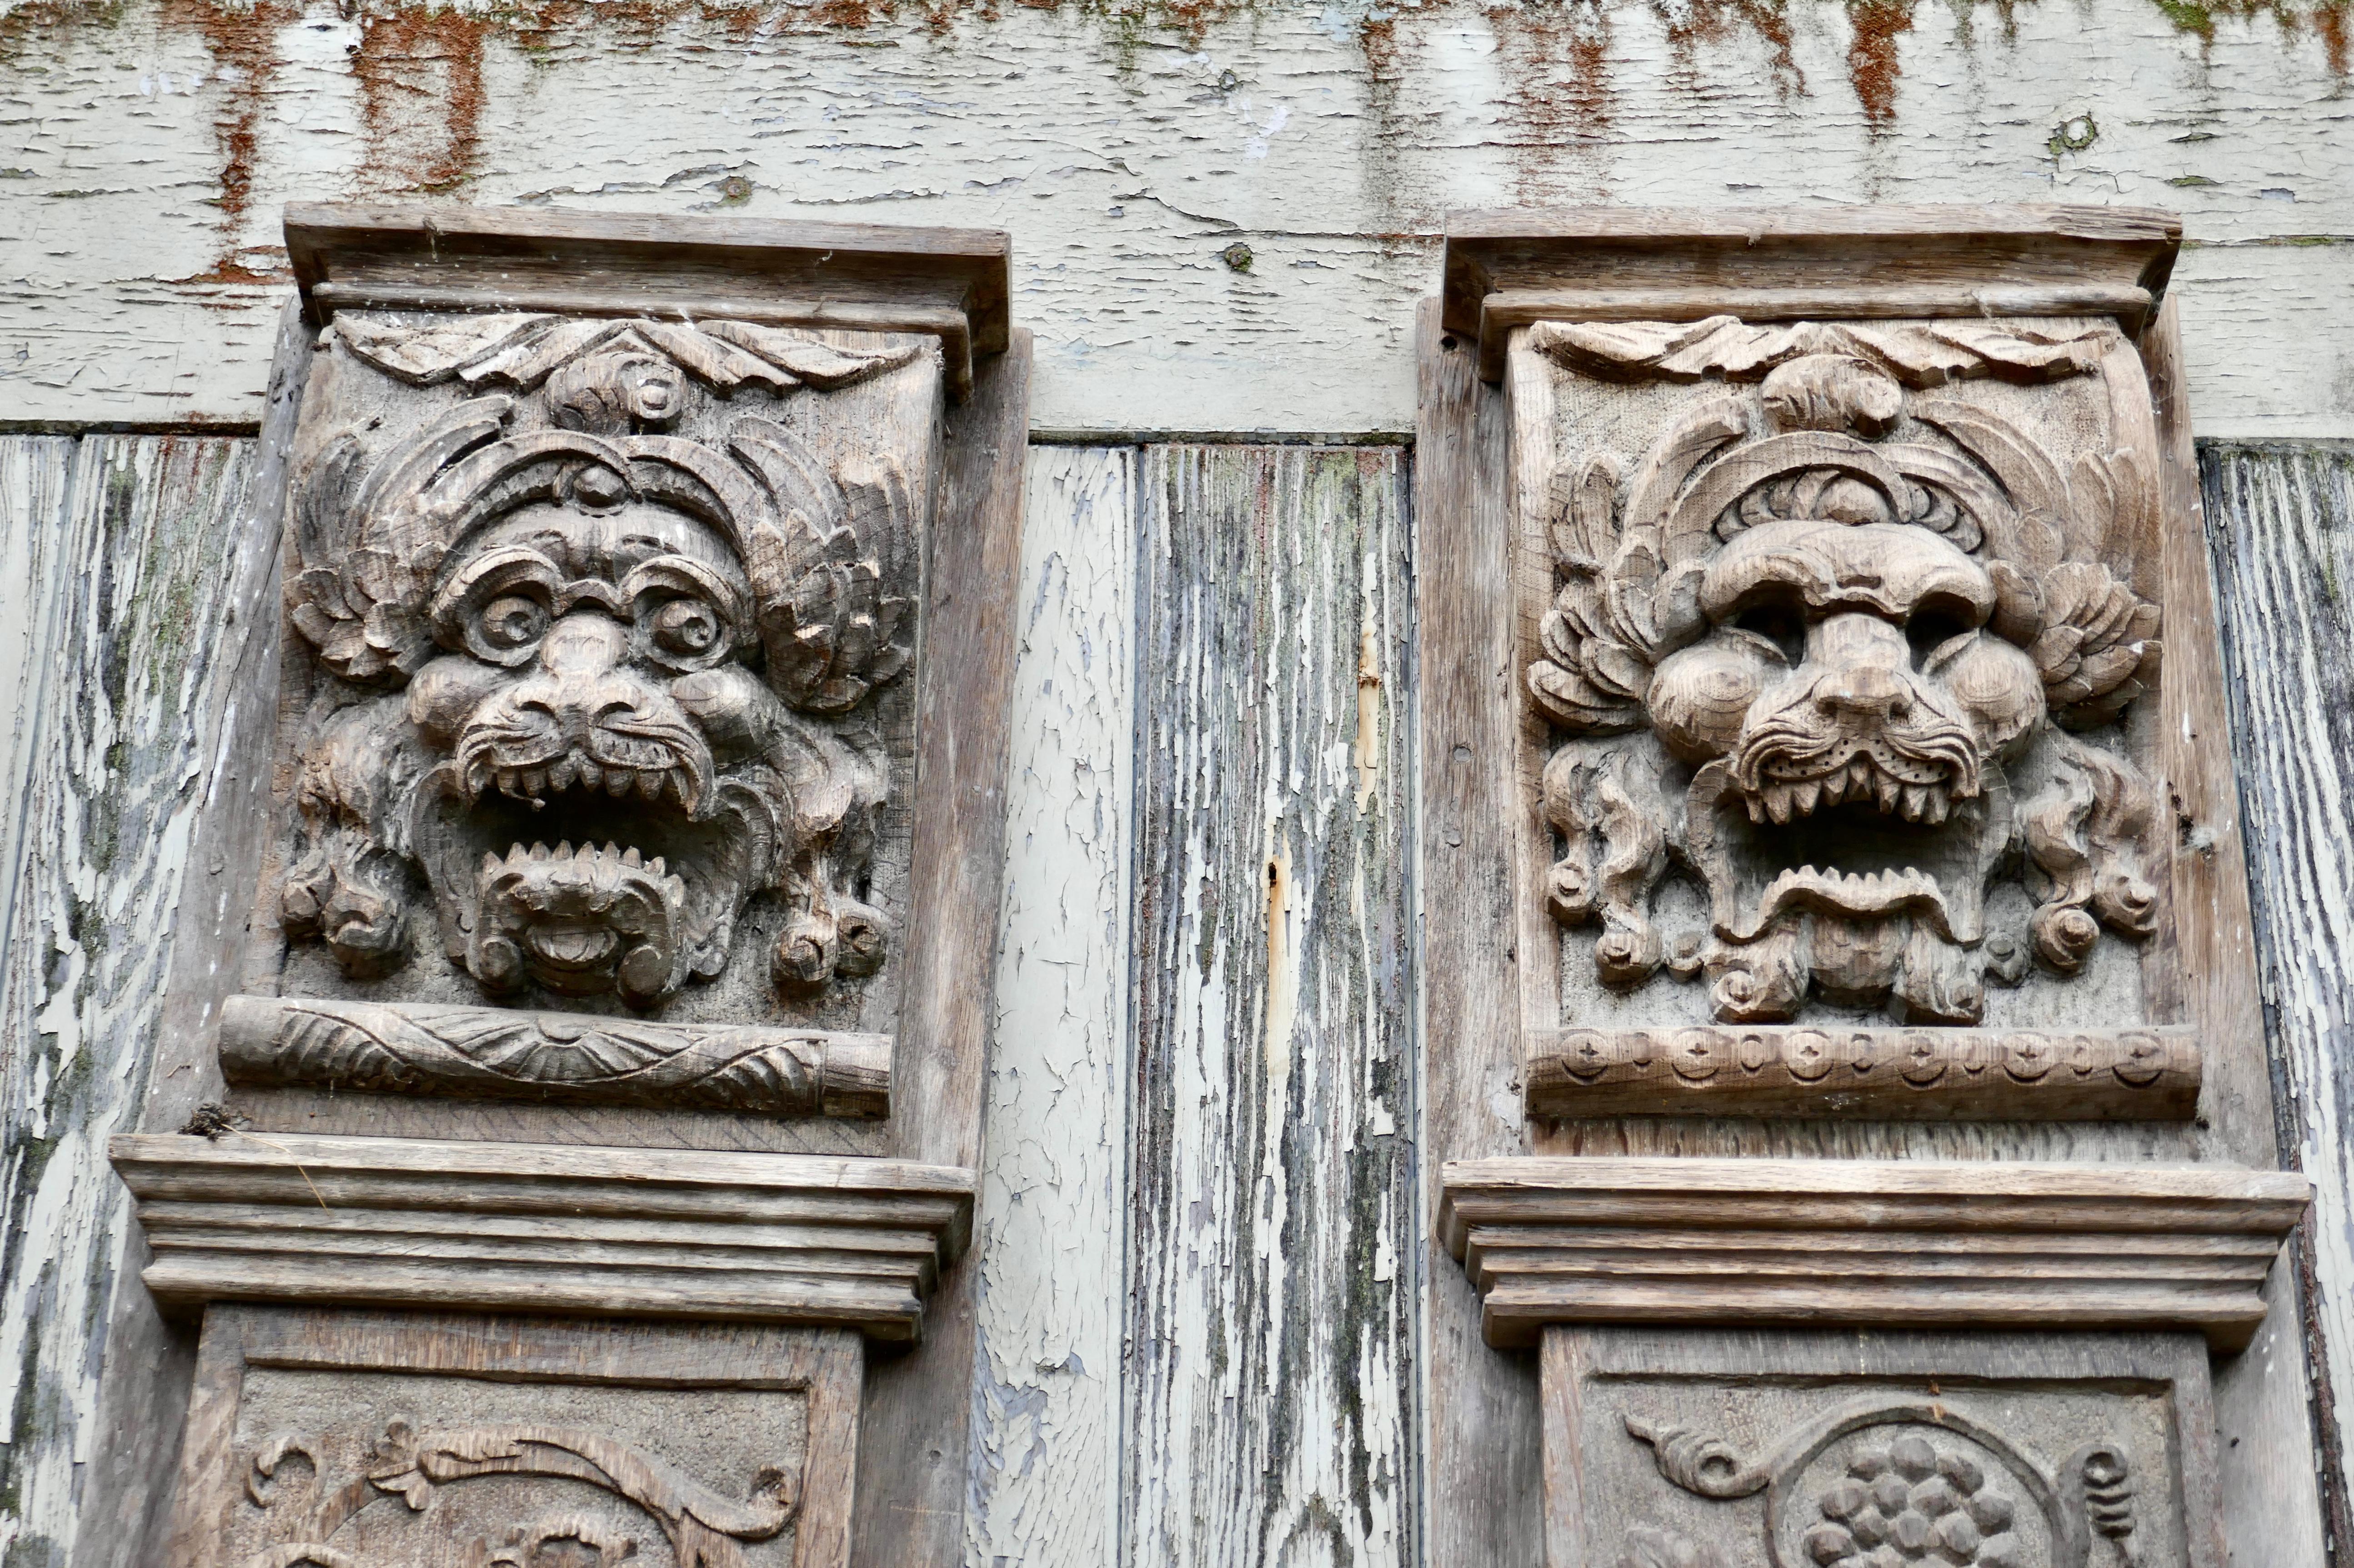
[{"x1": 1528, "y1": 319, "x2": 2164, "y2": 1025}]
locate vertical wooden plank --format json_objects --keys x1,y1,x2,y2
[
  {"x1": 967, "y1": 445, "x2": 1138, "y2": 1568},
  {"x1": 2200, "y1": 435, "x2": 2354, "y2": 1558},
  {"x1": 72, "y1": 300, "x2": 316, "y2": 1568},
  {"x1": 1414, "y1": 300, "x2": 1544, "y2": 1568},
  {"x1": 2139, "y1": 298, "x2": 2327, "y2": 1567},
  {"x1": 0, "y1": 433, "x2": 262, "y2": 1567},
  {"x1": 1126, "y1": 443, "x2": 1419, "y2": 1568},
  {"x1": 854, "y1": 330, "x2": 1031, "y2": 1568}
]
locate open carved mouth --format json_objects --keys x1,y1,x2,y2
[
  {"x1": 420, "y1": 746, "x2": 776, "y2": 1008},
  {"x1": 1688, "y1": 755, "x2": 2010, "y2": 948}
]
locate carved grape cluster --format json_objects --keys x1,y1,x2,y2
[{"x1": 1803, "y1": 1434, "x2": 2021, "y2": 1568}]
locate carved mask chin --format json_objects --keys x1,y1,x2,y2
[
  {"x1": 406, "y1": 496, "x2": 786, "y2": 1009},
  {"x1": 1645, "y1": 519, "x2": 2048, "y2": 1022}
]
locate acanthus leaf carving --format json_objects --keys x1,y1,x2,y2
[{"x1": 1527, "y1": 328, "x2": 2165, "y2": 1025}]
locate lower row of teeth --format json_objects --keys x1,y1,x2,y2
[{"x1": 481, "y1": 841, "x2": 669, "y2": 878}]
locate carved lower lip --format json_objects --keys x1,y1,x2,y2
[{"x1": 1750, "y1": 863, "x2": 1956, "y2": 937}]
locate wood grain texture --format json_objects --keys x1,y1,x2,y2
[
  {"x1": 850, "y1": 328, "x2": 1030, "y2": 1568},
  {"x1": 8, "y1": 2, "x2": 2354, "y2": 437},
  {"x1": 1442, "y1": 1155, "x2": 2309, "y2": 1352},
  {"x1": 1443, "y1": 201, "x2": 2179, "y2": 379},
  {"x1": 110, "y1": 1131, "x2": 973, "y2": 1338},
  {"x1": 2137, "y1": 298, "x2": 2330, "y2": 1568},
  {"x1": 1524, "y1": 1025, "x2": 2202, "y2": 1122},
  {"x1": 2199, "y1": 436, "x2": 2354, "y2": 1559},
  {"x1": 168, "y1": 1305, "x2": 865, "y2": 1568},
  {"x1": 967, "y1": 446, "x2": 1137, "y2": 1568},
  {"x1": 0, "y1": 431, "x2": 265, "y2": 1568},
  {"x1": 1416, "y1": 298, "x2": 1545, "y2": 1568},
  {"x1": 1126, "y1": 443, "x2": 1418, "y2": 1568}
]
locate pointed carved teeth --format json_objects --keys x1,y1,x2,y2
[
  {"x1": 621, "y1": 846, "x2": 642, "y2": 868},
  {"x1": 577, "y1": 759, "x2": 601, "y2": 792},
  {"x1": 607, "y1": 766, "x2": 636, "y2": 797},
  {"x1": 638, "y1": 771, "x2": 664, "y2": 801}
]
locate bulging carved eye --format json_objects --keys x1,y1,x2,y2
[
  {"x1": 649, "y1": 597, "x2": 724, "y2": 659},
  {"x1": 479, "y1": 594, "x2": 548, "y2": 651}
]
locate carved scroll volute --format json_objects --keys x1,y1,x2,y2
[
  {"x1": 1517, "y1": 317, "x2": 2168, "y2": 1031},
  {"x1": 269, "y1": 310, "x2": 942, "y2": 1027}
]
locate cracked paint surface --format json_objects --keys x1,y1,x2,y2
[{"x1": 0, "y1": 0, "x2": 2352, "y2": 434}]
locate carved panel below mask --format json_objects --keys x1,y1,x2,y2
[
  {"x1": 1543, "y1": 1328, "x2": 2220, "y2": 1568},
  {"x1": 170, "y1": 1307, "x2": 861, "y2": 1568},
  {"x1": 1515, "y1": 316, "x2": 2169, "y2": 1038}
]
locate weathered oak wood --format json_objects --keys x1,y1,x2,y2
[
  {"x1": 218, "y1": 994, "x2": 893, "y2": 1119},
  {"x1": 1442, "y1": 204, "x2": 2180, "y2": 380},
  {"x1": 168, "y1": 1305, "x2": 864, "y2": 1568},
  {"x1": 287, "y1": 202, "x2": 1011, "y2": 400},
  {"x1": 1125, "y1": 442, "x2": 1418, "y2": 1567},
  {"x1": 2199, "y1": 434, "x2": 2354, "y2": 1557},
  {"x1": 1416, "y1": 299, "x2": 1547, "y2": 1568},
  {"x1": 966, "y1": 445, "x2": 1137, "y2": 1568},
  {"x1": 2136, "y1": 297, "x2": 2330, "y2": 1565},
  {"x1": 1543, "y1": 1326, "x2": 2224, "y2": 1568},
  {"x1": 848, "y1": 327, "x2": 1030, "y2": 1568},
  {"x1": 1442, "y1": 1156, "x2": 2309, "y2": 1352},
  {"x1": 1525, "y1": 1024, "x2": 2201, "y2": 1121},
  {"x1": 111, "y1": 1132, "x2": 973, "y2": 1339}
]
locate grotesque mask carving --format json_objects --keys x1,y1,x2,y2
[
  {"x1": 277, "y1": 316, "x2": 926, "y2": 1013},
  {"x1": 1528, "y1": 328, "x2": 2163, "y2": 1025}
]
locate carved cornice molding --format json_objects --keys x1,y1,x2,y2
[
  {"x1": 1440, "y1": 204, "x2": 2181, "y2": 382},
  {"x1": 1438, "y1": 1156, "x2": 2309, "y2": 1352},
  {"x1": 111, "y1": 1133, "x2": 973, "y2": 1341},
  {"x1": 285, "y1": 203, "x2": 1012, "y2": 400}
]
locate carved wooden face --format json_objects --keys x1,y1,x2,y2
[
  {"x1": 1526, "y1": 334, "x2": 2165, "y2": 1025},
  {"x1": 402, "y1": 495, "x2": 826, "y2": 1008},
  {"x1": 1648, "y1": 519, "x2": 2046, "y2": 969}
]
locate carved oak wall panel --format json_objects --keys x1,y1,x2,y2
[
  {"x1": 1544, "y1": 1329, "x2": 2219, "y2": 1568},
  {"x1": 171, "y1": 1308, "x2": 861, "y2": 1568}
]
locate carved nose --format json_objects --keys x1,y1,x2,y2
[
  {"x1": 539, "y1": 611, "x2": 629, "y2": 678},
  {"x1": 1815, "y1": 664, "x2": 1913, "y2": 722}
]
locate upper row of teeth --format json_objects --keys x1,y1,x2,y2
[
  {"x1": 1749, "y1": 764, "x2": 1950, "y2": 825},
  {"x1": 492, "y1": 760, "x2": 690, "y2": 806}
]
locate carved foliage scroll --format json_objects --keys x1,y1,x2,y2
[{"x1": 1521, "y1": 316, "x2": 2166, "y2": 1029}]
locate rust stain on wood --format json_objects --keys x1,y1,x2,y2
[
  {"x1": 353, "y1": 10, "x2": 491, "y2": 196},
  {"x1": 1845, "y1": 0, "x2": 1915, "y2": 130},
  {"x1": 162, "y1": 0, "x2": 299, "y2": 283}
]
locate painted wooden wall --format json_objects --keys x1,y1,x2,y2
[{"x1": 3, "y1": 0, "x2": 2354, "y2": 440}]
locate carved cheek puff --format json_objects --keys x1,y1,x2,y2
[
  {"x1": 669, "y1": 664, "x2": 781, "y2": 763},
  {"x1": 404, "y1": 655, "x2": 516, "y2": 745},
  {"x1": 1938, "y1": 635, "x2": 2046, "y2": 758},
  {"x1": 1648, "y1": 637, "x2": 1777, "y2": 762}
]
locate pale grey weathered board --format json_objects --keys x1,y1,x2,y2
[
  {"x1": 0, "y1": 435, "x2": 262, "y2": 1568},
  {"x1": 2201, "y1": 439, "x2": 2354, "y2": 1555},
  {"x1": 1126, "y1": 446, "x2": 1420, "y2": 1567}
]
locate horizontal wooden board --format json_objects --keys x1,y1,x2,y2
[{"x1": 4, "y1": 2, "x2": 2354, "y2": 435}]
